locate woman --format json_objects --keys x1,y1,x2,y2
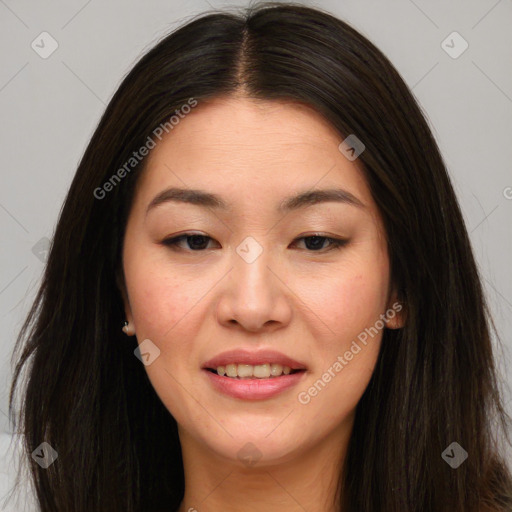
[{"x1": 7, "y1": 2, "x2": 512, "y2": 511}]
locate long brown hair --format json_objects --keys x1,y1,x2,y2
[{"x1": 8, "y1": 2, "x2": 512, "y2": 510}]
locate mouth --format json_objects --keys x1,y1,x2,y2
[
  {"x1": 201, "y1": 349, "x2": 308, "y2": 400},
  {"x1": 204, "y1": 364, "x2": 305, "y2": 379},
  {"x1": 202, "y1": 349, "x2": 307, "y2": 378},
  {"x1": 202, "y1": 367, "x2": 307, "y2": 400}
]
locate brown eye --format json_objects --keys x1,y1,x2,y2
[
  {"x1": 162, "y1": 234, "x2": 216, "y2": 251},
  {"x1": 292, "y1": 235, "x2": 348, "y2": 252}
]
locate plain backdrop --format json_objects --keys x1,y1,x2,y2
[{"x1": 0, "y1": 0, "x2": 511, "y2": 507}]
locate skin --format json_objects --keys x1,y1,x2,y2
[{"x1": 120, "y1": 95, "x2": 404, "y2": 511}]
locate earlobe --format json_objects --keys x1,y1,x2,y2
[
  {"x1": 385, "y1": 289, "x2": 406, "y2": 329},
  {"x1": 122, "y1": 320, "x2": 136, "y2": 336},
  {"x1": 116, "y1": 267, "x2": 135, "y2": 333},
  {"x1": 384, "y1": 305, "x2": 405, "y2": 329}
]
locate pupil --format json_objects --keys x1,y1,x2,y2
[
  {"x1": 189, "y1": 235, "x2": 208, "y2": 250},
  {"x1": 306, "y1": 236, "x2": 324, "y2": 250}
]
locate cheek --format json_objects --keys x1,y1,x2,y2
[
  {"x1": 295, "y1": 270, "x2": 387, "y2": 423},
  {"x1": 123, "y1": 255, "x2": 205, "y2": 417},
  {"x1": 298, "y1": 259, "x2": 389, "y2": 346},
  {"x1": 296, "y1": 245, "x2": 389, "y2": 408},
  {"x1": 123, "y1": 240, "x2": 206, "y2": 340}
]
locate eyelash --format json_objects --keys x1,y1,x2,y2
[{"x1": 161, "y1": 233, "x2": 348, "y2": 253}]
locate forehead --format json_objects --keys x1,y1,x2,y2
[{"x1": 133, "y1": 96, "x2": 375, "y2": 216}]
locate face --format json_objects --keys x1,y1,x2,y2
[{"x1": 121, "y1": 96, "x2": 403, "y2": 466}]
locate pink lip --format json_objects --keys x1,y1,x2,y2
[
  {"x1": 202, "y1": 349, "x2": 307, "y2": 370},
  {"x1": 203, "y1": 369, "x2": 306, "y2": 400}
]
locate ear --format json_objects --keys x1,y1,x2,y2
[
  {"x1": 384, "y1": 288, "x2": 406, "y2": 329},
  {"x1": 116, "y1": 267, "x2": 134, "y2": 326}
]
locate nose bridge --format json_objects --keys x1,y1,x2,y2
[
  {"x1": 232, "y1": 235, "x2": 274, "y2": 303},
  {"x1": 216, "y1": 234, "x2": 290, "y2": 331}
]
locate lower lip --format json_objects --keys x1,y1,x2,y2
[{"x1": 203, "y1": 369, "x2": 306, "y2": 400}]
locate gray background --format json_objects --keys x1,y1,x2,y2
[{"x1": 1, "y1": 0, "x2": 511, "y2": 457}]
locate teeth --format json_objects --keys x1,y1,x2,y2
[
  {"x1": 226, "y1": 364, "x2": 237, "y2": 378},
  {"x1": 254, "y1": 364, "x2": 270, "y2": 378},
  {"x1": 270, "y1": 363, "x2": 283, "y2": 376},
  {"x1": 215, "y1": 363, "x2": 295, "y2": 378},
  {"x1": 238, "y1": 364, "x2": 253, "y2": 378}
]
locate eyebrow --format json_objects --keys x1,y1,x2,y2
[
  {"x1": 279, "y1": 188, "x2": 365, "y2": 212},
  {"x1": 146, "y1": 188, "x2": 228, "y2": 216},
  {"x1": 145, "y1": 187, "x2": 365, "y2": 216}
]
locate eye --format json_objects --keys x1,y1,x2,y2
[
  {"x1": 162, "y1": 233, "x2": 218, "y2": 251},
  {"x1": 291, "y1": 235, "x2": 348, "y2": 252},
  {"x1": 161, "y1": 233, "x2": 347, "y2": 252}
]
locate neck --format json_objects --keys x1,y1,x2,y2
[{"x1": 176, "y1": 419, "x2": 352, "y2": 512}]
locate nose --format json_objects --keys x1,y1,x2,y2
[{"x1": 215, "y1": 244, "x2": 292, "y2": 333}]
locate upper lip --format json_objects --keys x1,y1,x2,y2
[{"x1": 203, "y1": 349, "x2": 307, "y2": 370}]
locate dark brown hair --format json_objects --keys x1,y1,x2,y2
[{"x1": 8, "y1": 2, "x2": 512, "y2": 511}]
